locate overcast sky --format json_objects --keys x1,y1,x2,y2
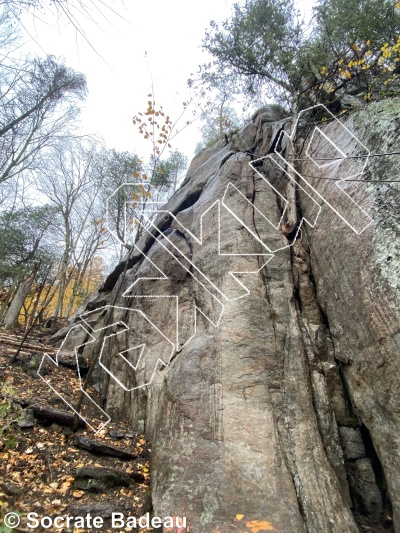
[{"x1": 20, "y1": 0, "x2": 314, "y2": 162}]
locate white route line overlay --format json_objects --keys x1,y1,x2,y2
[
  {"x1": 38, "y1": 103, "x2": 372, "y2": 431},
  {"x1": 38, "y1": 306, "x2": 175, "y2": 432},
  {"x1": 38, "y1": 324, "x2": 111, "y2": 433},
  {"x1": 261, "y1": 103, "x2": 373, "y2": 235}
]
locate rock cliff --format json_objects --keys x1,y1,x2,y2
[{"x1": 53, "y1": 98, "x2": 400, "y2": 532}]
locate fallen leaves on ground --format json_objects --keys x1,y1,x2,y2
[{"x1": 0, "y1": 326, "x2": 151, "y2": 533}]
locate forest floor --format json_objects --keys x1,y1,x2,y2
[{"x1": 0, "y1": 326, "x2": 154, "y2": 533}]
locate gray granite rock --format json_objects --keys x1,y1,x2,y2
[{"x1": 53, "y1": 98, "x2": 400, "y2": 533}]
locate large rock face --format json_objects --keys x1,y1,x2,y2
[{"x1": 55, "y1": 99, "x2": 400, "y2": 532}]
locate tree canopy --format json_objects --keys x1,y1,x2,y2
[
  {"x1": 0, "y1": 18, "x2": 87, "y2": 185},
  {"x1": 198, "y1": 0, "x2": 400, "y2": 112}
]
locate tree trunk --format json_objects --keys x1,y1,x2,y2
[
  {"x1": 0, "y1": 282, "x2": 16, "y2": 321},
  {"x1": 2, "y1": 265, "x2": 39, "y2": 329},
  {"x1": 26, "y1": 282, "x2": 46, "y2": 329}
]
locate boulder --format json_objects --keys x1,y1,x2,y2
[{"x1": 53, "y1": 98, "x2": 400, "y2": 533}]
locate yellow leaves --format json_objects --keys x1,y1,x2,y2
[
  {"x1": 315, "y1": 34, "x2": 400, "y2": 103},
  {"x1": 137, "y1": 461, "x2": 150, "y2": 477},
  {"x1": 132, "y1": 192, "x2": 139, "y2": 201},
  {"x1": 245, "y1": 520, "x2": 275, "y2": 532},
  {"x1": 382, "y1": 43, "x2": 392, "y2": 59},
  {"x1": 72, "y1": 490, "x2": 84, "y2": 499},
  {"x1": 133, "y1": 172, "x2": 140, "y2": 178},
  {"x1": 58, "y1": 478, "x2": 73, "y2": 495},
  {"x1": 132, "y1": 87, "x2": 192, "y2": 178},
  {"x1": 232, "y1": 515, "x2": 275, "y2": 532}
]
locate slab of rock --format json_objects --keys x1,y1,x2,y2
[
  {"x1": 231, "y1": 122, "x2": 257, "y2": 152},
  {"x1": 339, "y1": 426, "x2": 366, "y2": 461},
  {"x1": 54, "y1": 98, "x2": 400, "y2": 533},
  {"x1": 108, "y1": 429, "x2": 136, "y2": 439},
  {"x1": 1, "y1": 481, "x2": 23, "y2": 496},
  {"x1": 69, "y1": 501, "x2": 121, "y2": 519},
  {"x1": 300, "y1": 98, "x2": 400, "y2": 529},
  {"x1": 73, "y1": 435, "x2": 136, "y2": 459},
  {"x1": 347, "y1": 458, "x2": 383, "y2": 516},
  {"x1": 32, "y1": 405, "x2": 85, "y2": 428},
  {"x1": 17, "y1": 408, "x2": 34, "y2": 428},
  {"x1": 74, "y1": 466, "x2": 130, "y2": 492}
]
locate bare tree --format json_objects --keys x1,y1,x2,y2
[
  {"x1": 0, "y1": 0, "x2": 128, "y2": 56},
  {"x1": 36, "y1": 139, "x2": 107, "y2": 319},
  {"x1": 0, "y1": 204, "x2": 58, "y2": 328},
  {"x1": 0, "y1": 54, "x2": 87, "y2": 184}
]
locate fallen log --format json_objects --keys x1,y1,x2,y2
[
  {"x1": 73, "y1": 435, "x2": 137, "y2": 459},
  {"x1": 0, "y1": 335, "x2": 56, "y2": 353},
  {"x1": 31, "y1": 405, "x2": 85, "y2": 428}
]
